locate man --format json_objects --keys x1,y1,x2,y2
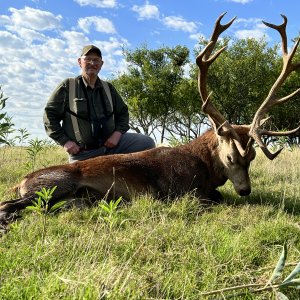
[{"x1": 44, "y1": 45, "x2": 155, "y2": 162}]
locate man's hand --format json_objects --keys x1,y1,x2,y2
[
  {"x1": 64, "y1": 140, "x2": 81, "y2": 154},
  {"x1": 104, "y1": 131, "x2": 122, "y2": 148}
]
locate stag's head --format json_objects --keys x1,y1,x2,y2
[
  {"x1": 196, "y1": 13, "x2": 300, "y2": 196},
  {"x1": 214, "y1": 125, "x2": 256, "y2": 196}
]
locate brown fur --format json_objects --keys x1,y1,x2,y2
[{"x1": 0, "y1": 126, "x2": 256, "y2": 223}]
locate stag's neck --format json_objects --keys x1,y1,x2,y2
[
  {"x1": 181, "y1": 130, "x2": 217, "y2": 161},
  {"x1": 180, "y1": 130, "x2": 227, "y2": 186}
]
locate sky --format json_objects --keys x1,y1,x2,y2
[{"x1": 0, "y1": 0, "x2": 299, "y2": 142}]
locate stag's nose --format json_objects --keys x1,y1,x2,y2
[{"x1": 239, "y1": 188, "x2": 251, "y2": 196}]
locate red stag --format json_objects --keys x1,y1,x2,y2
[{"x1": 0, "y1": 13, "x2": 299, "y2": 224}]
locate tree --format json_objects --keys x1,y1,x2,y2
[
  {"x1": 166, "y1": 77, "x2": 208, "y2": 142},
  {"x1": 0, "y1": 86, "x2": 14, "y2": 145},
  {"x1": 112, "y1": 45, "x2": 189, "y2": 143},
  {"x1": 112, "y1": 38, "x2": 299, "y2": 146}
]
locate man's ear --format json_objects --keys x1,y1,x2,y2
[{"x1": 77, "y1": 57, "x2": 82, "y2": 67}]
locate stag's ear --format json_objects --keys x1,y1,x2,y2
[{"x1": 215, "y1": 121, "x2": 233, "y2": 137}]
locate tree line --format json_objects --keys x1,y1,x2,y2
[
  {"x1": 1, "y1": 35, "x2": 299, "y2": 146},
  {"x1": 112, "y1": 36, "x2": 300, "y2": 145}
]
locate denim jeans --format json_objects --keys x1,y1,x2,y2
[{"x1": 69, "y1": 132, "x2": 155, "y2": 162}]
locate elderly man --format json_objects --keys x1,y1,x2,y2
[{"x1": 44, "y1": 45, "x2": 155, "y2": 162}]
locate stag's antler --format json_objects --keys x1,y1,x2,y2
[
  {"x1": 196, "y1": 13, "x2": 249, "y2": 157},
  {"x1": 247, "y1": 14, "x2": 300, "y2": 160},
  {"x1": 196, "y1": 12, "x2": 235, "y2": 127},
  {"x1": 197, "y1": 13, "x2": 300, "y2": 159}
]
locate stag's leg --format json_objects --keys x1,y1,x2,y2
[
  {"x1": 0, "y1": 165, "x2": 82, "y2": 223},
  {"x1": 208, "y1": 190, "x2": 223, "y2": 203},
  {"x1": 0, "y1": 188, "x2": 75, "y2": 224},
  {"x1": 193, "y1": 188, "x2": 223, "y2": 204},
  {"x1": 0, "y1": 197, "x2": 34, "y2": 212},
  {"x1": 0, "y1": 187, "x2": 75, "y2": 215},
  {"x1": 0, "y1": 197, "x2": 35, "y2": 223}
]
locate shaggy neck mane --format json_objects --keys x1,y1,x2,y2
[{"x1": 181, "y1": 129, "x2": 219, "y2": 169}]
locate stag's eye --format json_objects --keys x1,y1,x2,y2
[{"x1": 227, "y1": 155, "x2": 233, "y2": 164}]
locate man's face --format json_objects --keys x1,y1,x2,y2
[{"x1": 78, "y1": 51, "x2": 103, "y2": 77}]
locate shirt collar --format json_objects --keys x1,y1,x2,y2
[{"x1": 81, "y1": 76, "x2": 101, "y2": 88}]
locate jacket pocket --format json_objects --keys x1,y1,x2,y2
[{"x1": 74, "y1": 98, "x2": 88, "y2": 119}]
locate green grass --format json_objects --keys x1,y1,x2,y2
[{"x1": 0, "y1": 146, "x2": 299, "y2": 299}]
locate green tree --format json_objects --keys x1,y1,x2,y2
[
  {"x1": 112, "y1": 38, "x2": 299, "y2": 146},
  {"x1": 0, "y1": 86, "x2": 14, "y2": 145},
  {"x1": 112, "y1": 45, "x2": 189, "y2": 143},
  {"x1": 166, "y1": 77, "x2": 207, "y2": 142}
]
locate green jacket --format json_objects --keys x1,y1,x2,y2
[{"x1": 43, "y1": 76, "x2": 129, "y2": 147}]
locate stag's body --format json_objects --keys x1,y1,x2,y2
[{"x1": 0, "y1": 127, "x2": 255, "y2": 219}]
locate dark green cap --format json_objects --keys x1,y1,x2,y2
[{"x1": 81, "y1": 45, "x2": 102, "y2": 57}]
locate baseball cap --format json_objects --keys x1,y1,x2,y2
[{"x1": 81, "y1": 45, "x2": 102, "y2": 57}]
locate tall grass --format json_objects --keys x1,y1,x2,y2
[
  {"x1": 0, "y1": 145, "x2": 67, "y2": 199},
  {"x1": 0, "y1": 146, "x2": 299, "y2": 299}
]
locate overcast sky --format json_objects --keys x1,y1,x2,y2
[{"x1": 0, "y1": 0, "x2": 299, "y2": 141}]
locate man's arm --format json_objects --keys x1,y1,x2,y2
[{"x1": 43, "y1": 80, "x2": 71, "y2": 147}]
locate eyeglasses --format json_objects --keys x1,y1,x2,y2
[{"x1": 81, "y1": 56, "x2": 102, "y2": 65}]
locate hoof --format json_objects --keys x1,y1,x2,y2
[
  {"x1": 0, "y1": 223, "x2": 7, "y2": 234},
  {"x1": 0, "y1": 211, "x2": 9, "y2": 234},
  {"x1": 0, "y1": 210, "x2": 8, "y2": 221}
]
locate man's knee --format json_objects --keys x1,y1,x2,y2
[
  {"x1": 121, "y1": 132, "x2": 155, "y2": 153},
  {"x1": 140, "y1": 135, "x2": 156, "y2": 150},
  {"x1": 135, "y1": 134, "x2": 155, "y2": 151}
]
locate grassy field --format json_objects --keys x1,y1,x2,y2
[{"x1": 0, "y1": 145, "x2": 299, "y2": 299}]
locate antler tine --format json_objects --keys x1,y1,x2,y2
[
  {"x1": 196, "y1": 43, "x2": 227, "y2": 69},
  {"x1": 249, "y1": 15, "x2": 300, "y2": 160},
  {"x1": 261, "y1": 125, "x2": 300, "y2": 137},
  {"x1": 262, "y1": 14, "x2": 288, "y2": 55},
  {"x1": 205, "y1": 12, "x2": 236, "y2": 59}
]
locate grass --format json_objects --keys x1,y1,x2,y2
[{"x1": 0, "y1": 145, "x2": 299, "y2": 299}]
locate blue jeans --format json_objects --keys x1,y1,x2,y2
[{"x1": 69, "y1": 132, "x2": 155, "y2": 162}]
